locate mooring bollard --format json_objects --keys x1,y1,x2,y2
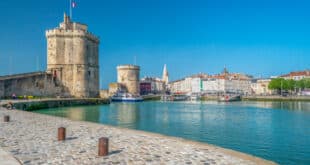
[
  {"x1": 98, "y1": 137, "x2": 109, "y2": 156},
  {"x1": 4, "y1": 115, "x2": 10, "y2": 122},
  {"x1": 58, "y1": 127, "x2": 66, "y2": 141}
]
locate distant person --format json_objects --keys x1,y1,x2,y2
[{"x1": 12, "y1": 93, "x2": 16, "y2": 99}]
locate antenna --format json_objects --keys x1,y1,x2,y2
[
  {"x1": 70, "y1": 0, "x2": 72, "y2": 19},
  {"x1": 134, "y1": 55, "x2": 137, "y2": 65},
  {"x1": 36, "y1": 55, "x2": 39, "y2": 71},
  {"x1": 9, "y1": 55, "x2": 12, "y2": 75}
]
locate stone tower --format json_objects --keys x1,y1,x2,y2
[
  {"x1": 117, "y1": 65, "x2": 140, "y2": 95},
  {"x1": 46, "y1": 13, "x2": 100, "y2": 97}
]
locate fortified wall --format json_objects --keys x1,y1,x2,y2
[
  {"x1": 0, "y1": 13, "x2": 100, "y2": 98},
  {"x1": 0, "y1": 72, "x2": 66, "y2": 98}
]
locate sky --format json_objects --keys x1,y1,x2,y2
[{"x1": 0, "y1": 0, "x2": 309, "y2": 89}]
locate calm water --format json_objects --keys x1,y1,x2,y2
[{"x1": 35, "y1": 101, "x2": 310, "y2": 164}]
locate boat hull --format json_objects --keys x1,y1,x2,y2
[
  {"x1": 111, "y1": 97, "x2": 143, "y2": 102},
  {"x1": 218, "y1": 95, "x2": 241, "y2": 102}
]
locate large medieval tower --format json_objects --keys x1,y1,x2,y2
[{"x1": 46, "y1": 13, "x2": 100, "y2": 97}]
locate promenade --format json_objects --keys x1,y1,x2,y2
[{"x1": 0, "y1": 106, "x2": 275, "y2": 165}]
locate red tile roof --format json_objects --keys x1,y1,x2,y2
[{"x1": 281, "y1": 70, "x2": 310, "y2": 77}]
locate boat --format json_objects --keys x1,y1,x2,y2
[
  {"x1": 218, "y1": 94, "x2": 241, "y2": 102},
  {"x1": 161, "y1": 94, "x2": 189, "y2": 101},
  {"x1": 189, "y1": 93, "x2": 201, "y2": 101},
  {"x1": 111, "y1": 92, "x2": 143, "y2": 102}
]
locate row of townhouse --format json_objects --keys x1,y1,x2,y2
[
  {"x1": 144, "y1": 69, "x2": 309, "y2": 96},
  {"x1": 281, "y1": 70, "x2": 310, "y2": 80},
  {"x1": 168, "y1": 71, "x2": 252, "y2": 95}
]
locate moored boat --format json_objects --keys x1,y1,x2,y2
[
  {"x1": 218, "y1": 95, "x2": 241, "y2": 102},
  {"x1": 111, "y1": 92, "x2": 143, "y2": 102},
  {"x1": 161, "y1": 94, "x2": 189, "y2": 101}
]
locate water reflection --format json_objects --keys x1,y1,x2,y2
[
  {"x1": 240, "y1": 101, "x2": 310, "y2": 111},
  {"x1": 111, "y1": 103, "x2": 140, "y2": 128}
]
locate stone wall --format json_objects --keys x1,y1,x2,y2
[{"x1": 0, "y1": 72, "x2": 68, "y2": 98}]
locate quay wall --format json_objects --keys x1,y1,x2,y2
[
  {"x1": 1, "y1": 98, "x2": 110, "y2": 111},
  {"x1": 242, "y1": 96, "x2": 310, "y2": 101}
]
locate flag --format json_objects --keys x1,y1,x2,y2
[{"x1": 72, "y1": 1, "x2": 76, "y2": 8}]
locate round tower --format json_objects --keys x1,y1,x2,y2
[{"x1": 117, "y1": 65, "x2": 140, "y2": 95}]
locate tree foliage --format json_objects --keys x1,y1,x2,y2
[{"x1": 268, "y1": 78, "x2": 310, "y2": 91}]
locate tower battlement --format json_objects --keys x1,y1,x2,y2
[
  {"x1": 46, "y1": 13, "x2": 99, "y2": 43},
  {"x1": 46, "y1": 29, "x2": 99, "y2": 43}
]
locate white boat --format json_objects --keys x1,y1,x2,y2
[
  {"x1": 111, "y1": 93, "x2": 143, "y2": 102},
  {"x1": 218, "y1": 95, "x2": 241, "y2": 102},
  {"x1": 189, "y1": 93, "x2": 201, "y2": 101},
  {"x1": 161, "y1": 94, "x2": 189, "y2": 101}
]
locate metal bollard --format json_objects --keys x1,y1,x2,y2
[
  {"x1": 58, "y1": 127, "x2": 66, "y2": 141},
  {"x1": 4, "y1": 115, "x2": 10, "y2": 122},
  {"x1": 98, "y1": 137, "x2": 109, "y2": 156}
]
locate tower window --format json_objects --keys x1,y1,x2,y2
[{"x1": 88, "y1": 71, "x2": 91, "y2": 77}]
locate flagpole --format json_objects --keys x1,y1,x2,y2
[{"x1": 70, "y1": 0, "x2": 72, "y2": 19}]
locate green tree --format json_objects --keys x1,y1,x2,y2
[{"x1": 268, "y1": 78, "x2": 284, "y2": 90}]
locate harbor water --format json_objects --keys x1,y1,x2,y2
[{"x1": 35, "y1": 101, "x2": 310, "y2": 164}]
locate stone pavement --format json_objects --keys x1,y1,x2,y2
[
  {"x1": 0, "y1": 147, "x2": 21, "y2": 165},
  {"x1": 0, "y1": 107, "x2": 276, "y2": 165}
]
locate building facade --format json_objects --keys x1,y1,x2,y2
[
  {"x1": 251, "y1": 79, "x2": 272, "y2": 95},
  {"x1": 140, "y1": 77, "x2": 164, "y2": 95},
  {"x1": 281, "y1": 70, "x2": 310, "y2": 80},
  {"x1": 169, "y1": 70, "x2": 252, "y2": 95}
]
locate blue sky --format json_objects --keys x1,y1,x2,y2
[{"x1": 0, "y1": 0, "x2": 309, "y2": 88}]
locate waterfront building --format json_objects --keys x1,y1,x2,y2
[
  {"x1": 169, "y1": 74, "x2": 208, "y2": 94},
  {"x1": 202, "y1": 68, "x2": 252, "y2": 95},
  {"x1": 280, "y1": 70, "x2": 310, "y2": 80},
  {"x1": 202, "y1": 78, "x2": 225, "y2": 94},
  {"x1": 140, "y1": 77, "x2": 164, "y2": 95},
  {"x1": 140, "y1": 82, "x2": 152, "y2": 95},
  {"x1": 250, "y1": 79, "x2": 272, "y2": 95},
  {"x1": 202, "y1": 77, "x2": 251, "y2": 95},
  {"x1": 169, "y1": 69, "x2": 252, "y2": 95}
]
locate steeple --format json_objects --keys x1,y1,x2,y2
[{"x1": 162, "y1": 64, "x2": 169, "y2": 85}]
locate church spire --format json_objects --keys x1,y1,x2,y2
[{"x1": 162, "y1": 64, "x2": 169, "y2": 85}]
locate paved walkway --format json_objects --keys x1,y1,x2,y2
[
  {"x1": 0, "y1": 147, "x2": 21, "y2": 165},
  {"x1": 0, "y1": 107, "x2": 276, "y2": 165}
]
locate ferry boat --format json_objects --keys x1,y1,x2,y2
[
  {"x1": 218, "y1": 95, "x2": 241, "y2": 102},
  {"x1": 111, "y1": 92, "x2": 143, "y2": 102}
]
